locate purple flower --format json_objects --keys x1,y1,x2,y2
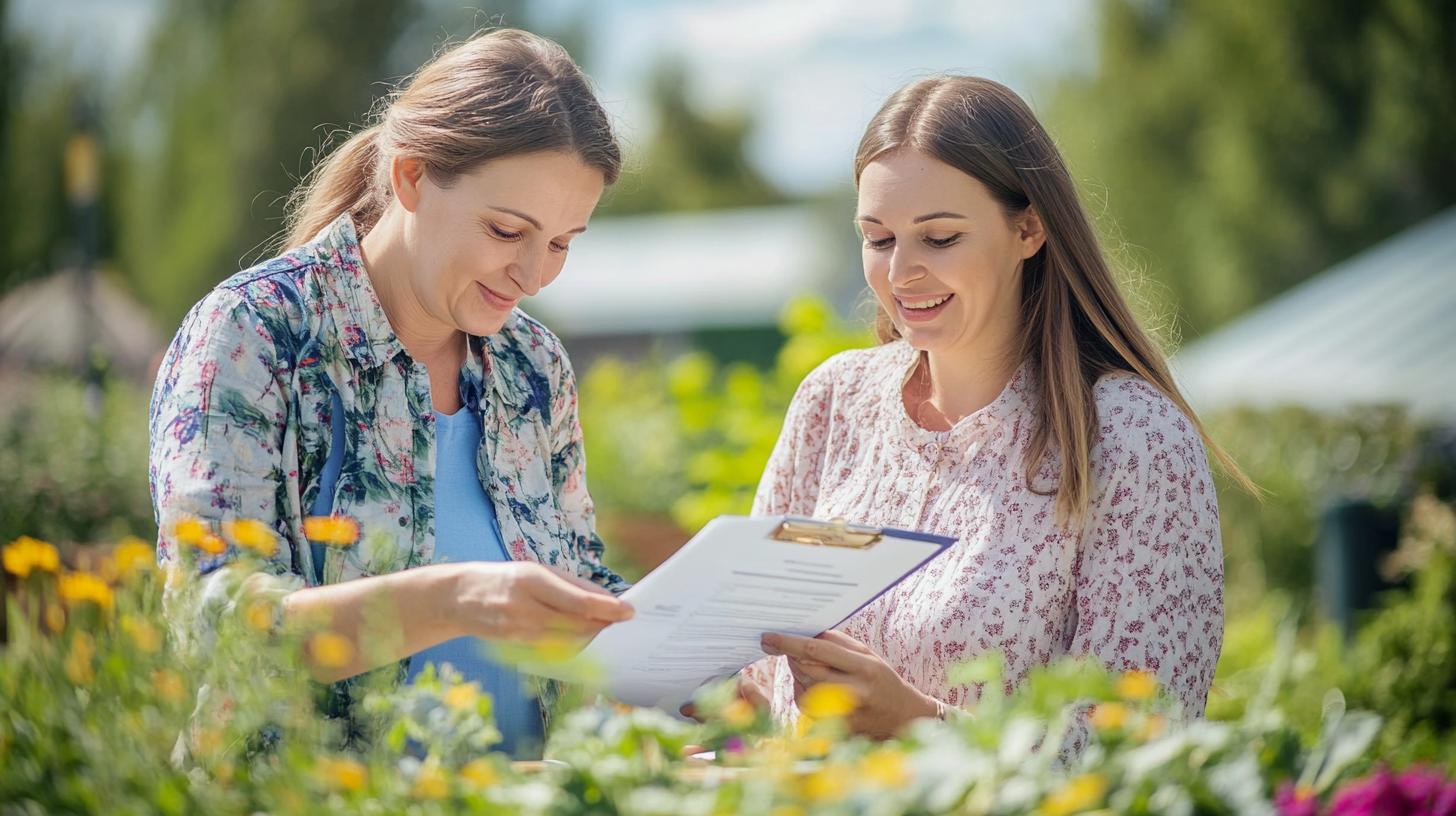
[
  {"x1": 1327, "y1": 766, "x2": 1456, "y2": 816},
  {"x1": 723, "y1": 736, "x2": 745, "y2": 755},
  {"x1": 1276, "y1": 781, "x2": 1320, "y2": 816}
]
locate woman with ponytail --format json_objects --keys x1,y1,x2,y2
[
  {"x1": 748, "y1": 76, "x2": 1253, "y2": 741},
  {"x1": 148, "y1": 29, "x2": 632, "y2": 758}
]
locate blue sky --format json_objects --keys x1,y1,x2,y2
[{"x1": 10, "y1": 0, "x2": 1094, "y2": 195}]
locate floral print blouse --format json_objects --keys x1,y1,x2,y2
[
  {"x1": 751, "y1": 341, "x2": 1224, "y2": 723},
  {"x1": 148, "y1": 213, "x2": 625, "y2": 725}
]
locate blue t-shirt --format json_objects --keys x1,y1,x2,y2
[{"x1": 402, "y1": 407, "x2": 545, "y2": 759}]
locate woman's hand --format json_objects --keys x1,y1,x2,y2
[
  {"x1": 449, "y1": 561, "x2": 633, "y2": 642},
  {"x1": 761, "y1": 629, "x2": 938, "y2": 739}
]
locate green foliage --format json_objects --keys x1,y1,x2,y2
[
  {"x1": 1207, "y1": 405, "x2": 1429, "y2": 613},
  {"x1": 580, "y1": 296, "x2": 870, "y2": 536},
  {"x1": 1341, "y1": 494, "x2": 1456, "y2": 769},
  {"x1": 1053, "y1": 0, "x2": 1456, "y2": 333},
  {"x1": 0, "y1": 376, "x2": 154, "y2": 546},
  {"x1": 1, "y1": 532, "x2": 1410, "y2": 814}
]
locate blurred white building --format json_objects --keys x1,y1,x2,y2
[{"x1": 1173, "y1": 208, "x2": 1456, "y2": 422}]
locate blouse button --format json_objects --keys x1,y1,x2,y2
[
  {"x1": 398, "y1": 516, "x2": 409, "y2": 527},
  {"x1": 925, "y1": 442, "x2": 941, "y2": 458}
]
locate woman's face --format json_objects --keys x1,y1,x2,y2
[
  {"x1": 857, "y1": 149, "x2": 1043, "y2": 360},
  {"x1": 400, "y1": 150, "x2": 605, "y2": 338}
]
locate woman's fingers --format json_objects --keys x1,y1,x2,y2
[
  {"x1": 816, "y1": 629, "x2": 876, "y2": 655},
  {"x1": 528, "y1": 567, "x2": 634, "y2": 623},
  {"x1": 787, "y1": 655, "x2": 852, "y2": 687},
  {"x1": 762, "y1": 632, "x2": 876, "y2": 677}
]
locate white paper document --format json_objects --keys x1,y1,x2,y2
[{"x1": 576, "y1": 515, "x2": 955, "y2": 712}]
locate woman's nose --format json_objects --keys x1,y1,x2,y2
[
  {"x1": 887, "y1": 247, "x2": 924, "y2": 285},
  {"x1": 507, "y1": 247, "x2": 546, "y2": 297}
]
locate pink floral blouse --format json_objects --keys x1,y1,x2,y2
[{"x1": 751, "y1": 341, "x2": 1223, "y2": 721}]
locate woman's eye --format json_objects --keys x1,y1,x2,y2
[
  {"x1": 864, "y1": 235, "x2": 895, "y2": 250},
  {"x1": 488, "y1": 224, "x2": 522, "y2": 241},
  {"x1": 924, "y1": 234, "x2": 963, "y2": 248},
  {"x1": 549, "y1": 241, "x2": 570, "y2": 254}
]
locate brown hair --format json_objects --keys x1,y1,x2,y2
[
  {"x1": 855, "y1": 76, "x2": 1254, "y2": 526},
  {"x1": 283, "y1": 28, "x2": 621, "y2": 249}
]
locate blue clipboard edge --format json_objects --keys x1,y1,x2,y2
[{"x1": 824, "y1": 523, "x2": 957, "y2": 631}]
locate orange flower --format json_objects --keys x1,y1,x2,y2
[
  {"x1": 309, "y1": 631, "x2": 355, "y2": 669},
  {"x1": 411, "y1": 759, "x2": 448, "y2": 800},
  {"x1": 195, "y1": 534, "x2": 227, "y2": 556},
  {"x1": 3, "y1": 536, "x2": 60, "y2": 577},
  {"x1": 1115, "y1": 670, "x2": 1159, "y2": 702},
  {"x1": 223, "y1": 518, "x2": 278, "y2": 557},
  {"x1": 460, "y1": 758, "x2": 499, "y2": 788},
  {"x1": 173, "y1": 517, "x2": 208, "y2": 546},
  {"x1": 58, "y1": 571, "x2": 114, "y2": 611},
  {"x1": 244, "y1": 600, "x2": 275, "y2": 632},
  {"x1": 303, "y1": 516, "x2": 359, "y2": 546},
  {"x1": 1090, "y1": 702, "x2": 1129, "y2": 731},
  {"x1": 443, "y1": 681, "x2": 481, "y2": 712},
  {"x1": 316, "y1": 757, "x2": 367, "y2": 792},
  {"x1": 800, "y1": 682, "x2": 858, "y2": 719},
  {"x1": 722, "y1": 698, "x2": 757, "y2": 729},
  {"x1": 112, "y1": 537, "x2": 155, "y2": 578},
  {"x1": 151, "y1": 669, "x2": 186, "y2": 702}
]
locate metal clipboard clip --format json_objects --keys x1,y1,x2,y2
[{"x1": 769, "y1": 517, "x2": 883, "y2": 549}]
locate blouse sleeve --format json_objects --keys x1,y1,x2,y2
[
  {"x1": 548, "y1": 350, "x2": 630, "y2": 594},
  {"x1": 1068, "y1": 382, "x2": 1224, "y2": 718},
  {"x1": 750, "y1": 359, "x2": 837, "y2": 517},
  {"x1": 149, "y1": 289, "x2": 305, "y2": 650}
]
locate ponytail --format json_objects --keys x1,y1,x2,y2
[{"x1": 283, "y1": 125, "x2": 385, "y2": 249}]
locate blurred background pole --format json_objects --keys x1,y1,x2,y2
[{"x1": 63, "y1": 100, "x2": 103, "y2": 418}]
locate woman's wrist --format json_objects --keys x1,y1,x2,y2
[{"x1": 398, "y1": 563, "x2": 465, "y2": 640}]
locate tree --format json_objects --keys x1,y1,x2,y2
[
  {"x1": 114, "y1": 0, "x2": 423, "y2": 324},
  {"x1": 599, "y1": 59, "x2": 785, "y2": 216},
  {"x1": 1051, "y1": 0, "x2": 1456, "y2": 336}
]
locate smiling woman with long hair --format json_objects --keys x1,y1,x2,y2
[
  {"x1": 148, "y1": 29, "x2": 634, "y2": 759},
  {"x1": 747, "y1": 76, "x2": 1253, "y2": 741}
]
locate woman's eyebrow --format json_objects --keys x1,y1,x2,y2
[
  {"x1": 913, "y1": 211, "x2": 967, "y2": 223},
  {"x1": 855, "y1": 212, "x2": 968, "y2": 224},
  {"x1": 488, "y1": 205, "x2": 588, "y2": 235}
]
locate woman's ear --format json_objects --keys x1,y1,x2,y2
[
  {"x1": 389, "y1": 156, "x2": 428, "y2": 213},
  {"x1": 1017, "y1": 206, "x2": 1047, "y2": 259}
]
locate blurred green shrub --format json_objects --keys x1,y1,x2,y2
[
  {"x1": 1206, "y1": 405, "x2": 1433, "y2": 614},
  {"x1": 579, "y1": 296, "x2": 871, "y2": 536},
  {"x1": 0, "y1": 375, "x2": 154, "y2": 546}
]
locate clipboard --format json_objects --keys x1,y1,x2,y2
[{"x1": 568, "y1": 515, "x2": 956, "y2": 712}]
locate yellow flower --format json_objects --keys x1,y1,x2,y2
[
  {"x1": 443, "y1": 682, "x2": 481, "y2": 712},
  {"x1": 800, "y1": 682, "x2": 858, "y2": 719},
  {"x1": 223, "y1": 518, "x2": 278, "y2": 557},
  {"x1": 65, "y1": 632, "x2": 96, "y2": 684},
  {"x1": 58, "y1": 571, "x2": 114, "y2": 611},
  {"x1": 195, "y1": 534, "x2": 227, "y2": 556},
  {"x1": 303, "y1": 516, "x2": 360, "y2": 547},
  {"x1": 151, "y1": 669, "x2": 185, "y2": 702},
  {"x1": 309, "y1": 631, "x2": 355, "y2": 669},
  {"x1": 722, "y1": 698, "x2": 757, "y2": 729},
  {"x1": 244, "y1": 600, "x2": 275, "y2": 632},
  {"x1": 411, "y1": 760, "x2": 449, "y2": 800},
  {"x1": 800, "y1": 762, "x2": 851, "y2": 803},
  {"x1": 1090, "y1": 702, "x2": 1129, "y2": 731},
  {"x1": 857, "y1": 746, "x2": 911, "y2": 788},
  {"x1": 1039, "y1": 773, "x2": 1108, "y2": 816},
  {"x1": 1115, "y1": 670, "x2": 1159, "y2": 702},
  {"x1": 112, "y1": 537, "x2": 155, "y2": 578},
  {"x1": 4, "y1": 536, "x2": 60, "y2": 577},
  {"x1": 317, "y1": 757, "x2": 367, "y2": 792},
  {"x1": 44, "y1": 603, "x2": 66, "y2": 633},
  {"x1": 173, "y1": 517, "x2": 208, "y2": 546},
  {"x1": 460, "y1": 758, "x2": 498, "y2": 789},
  {"x1": 122, "y1": 615, "x2": 162, "y2": 653}
]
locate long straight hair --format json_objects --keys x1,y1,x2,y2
[
  {"x1": 283, "y1": 28, "x2": 620, "y2": 249},
  {"x1": 855, "y1": 76, "x2": 1254, "y2": 526}
]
